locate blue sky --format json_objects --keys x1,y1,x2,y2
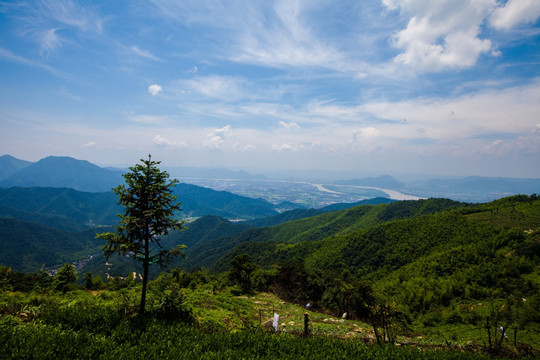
[{"x1": 1, "y1": 0, "x2": 539, "y2": 178}]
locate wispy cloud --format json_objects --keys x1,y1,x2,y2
[
  {"x1": 182, "y1": 75, "x2": 248, "y2": 101},
  {"x1": 40, "y1": 28, "x2": 62, "y2": 58},
  {"x1": 55, "y1": 86, "x2": 83, "y2": 101},
  {"x1": 131, "y1": 46, "x2": 162, "y2": 61},
  {"x1": 5, "y1": 0, "x2": 104, "y2": 57},
  {"x1": 129, "y1": 114, "x2": 167, "y2": 125},
  {"x1": 0, "y1": 47, "x2": 62, "y2": 75}
]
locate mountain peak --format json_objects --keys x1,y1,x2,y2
[
  {"x1": 0, "y1": 155, "x2": 124, "y2": 192},
  {"x1": 0, "y1": 154, "x2": 32, "y2": 180}
]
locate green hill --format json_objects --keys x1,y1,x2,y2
[
  {"x1": 173, "y1": 183, "x2": 277, "y2": 219},
  {"x1": 165, "y1": 215, "x2": 253, "y2": 249},
  {"x1": 247, "y1": 208, "x2": 326, "y2": 227},
  {"x1": 0, "y1": 187, "x2": 121, "y2": 229},
  {"x1": 201, "y1": 198, "x2": 466, "y2": 273},
  {"x1": 201, "y1": 195, "x2": 539, "y2": 335},
  {"x1": 0, "y1": 218, "x2": 107, "y2": 272}
]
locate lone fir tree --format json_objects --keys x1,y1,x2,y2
[{"x1": 97, "y1": 155, "x2": 186, "y2": 314}]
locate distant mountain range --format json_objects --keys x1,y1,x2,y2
[
  {"x1": 0, "y1": 155, "x2": 32, "y2": 179},
  {"x1": 0, "y1": 155, "x2": 123, "y2": 192},
  {"x1": 2, "y1": 154, "x2": 538, "y2": 203}
]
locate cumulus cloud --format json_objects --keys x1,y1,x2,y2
[
  {"x1": 153, "y1": 134, "x2": 186, "y2": 148},
  {"x1": 148, "y1": 84, "x2": 162, "y2": 96},
  {"x1": 204, "y1": 125, "x2": 231, "y2": 149},
  {"x1": 385, "y1": 0, "x2": 494, "y2": 72},
  {"x1": 204, "y1": 134, "x2": 224, "y2": 149},
  {"x1": 490, "y1": 0, "x2": 540, "y2": 29}
]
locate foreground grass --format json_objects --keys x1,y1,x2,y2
[
  {"x1": 1, "y1": 316, "x2": 498, "y2": 360},
  {"x1": 1, "y1": 288, "x2": 537, "y2": 359}
]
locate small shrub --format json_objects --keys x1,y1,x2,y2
[{"x1": 151, "y1": 283, "x2": 194, "y2": 323}]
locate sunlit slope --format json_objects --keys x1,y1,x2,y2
[{"x1": 201, "y1": 198, "x2": 468, "y2": 272}]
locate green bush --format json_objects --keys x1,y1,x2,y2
[{"x1": 150, "y1": 283, "x2": 194, "y2": 323}]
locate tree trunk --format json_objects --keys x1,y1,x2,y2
[{"x1": 140, "y1": 238, "x2": 150, "y2": 315}]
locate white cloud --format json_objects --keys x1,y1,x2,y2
[
  {"x1": 214, "y1": 125, "x2": 231, "y2": 135},
  {"x1": 278, "y1": 121, "x2": 300, "y2": 129},
  {"x1": 148, "y1": 84, "x2": 163, "y2": 96},
  {"x1": 81, "y1": 141, "x2": 96, "y2": 148},
  {"x1": 490, "y1": 0, "x2": 540, "y2": 30},
  {"x1": 204, "y1": 134, "x2": 224, "y2": 149},
  {"x1": 204, "y1": 125, "x2": 231, "y2": 149},
  {"x1": 385, "y1": 0, "x2": 495, "y2": 72},
  {"x1": 153, "y1": 134, "x2": 186, "y2": 148},
  {"x1": 272, "y1": 143, "x2": 297, "y2": 151}
]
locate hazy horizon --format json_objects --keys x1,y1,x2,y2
[{"x1": 1, "y1": 1, "x2": 539, "y2": 178}]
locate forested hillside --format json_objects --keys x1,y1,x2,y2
[
  {"x1": 0, "y1": 218, "x2": 107, "y2": 272},
  {"x1": 198, "y1": 195, "x2": 539, "y2": 347},
  {"x1": 0, "y1": 187, "x2": 120, "y2": 230},
  {"x1": 192, "y1": 198, "x2": 468, "y2": 272}
]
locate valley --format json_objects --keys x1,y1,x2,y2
[{"x1": 174, "y1": 177, "x2": 421, "y2": 209}]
